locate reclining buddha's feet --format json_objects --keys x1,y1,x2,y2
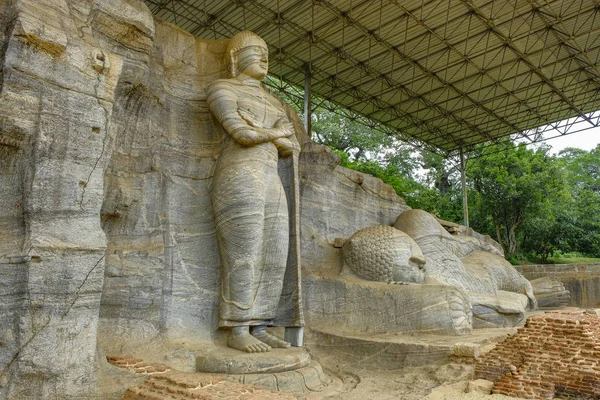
[
  {"x1": 250, "y1": 325, "x2": 291, "y2": 348},
  {"x1": 228, "y1": 326, "x2": 272, "y2": 353}
]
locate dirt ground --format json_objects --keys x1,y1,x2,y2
[
  {"x1": 97, "y1": 324, "x2": 533, "y2": 399},
  {"x1": 299, "y1": 323, "x2": 535, "y2": 400},
  {"x1": 305, "y1": 344, "x2": 516, "y2": 400}
]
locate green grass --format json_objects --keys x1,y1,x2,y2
[
  {"x1": 547, "y1": 256, "x2": 600, "y2": 264},
  {"x1": 546, "y1": 252, "x2": 600, "y2": 264},
  {"x1": 509, "y1": 252, "x2": 600, "y2": 265}
]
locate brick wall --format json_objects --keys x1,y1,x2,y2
[{"x1": 475, "y1": 309, "x2": 600, "y2": 399}]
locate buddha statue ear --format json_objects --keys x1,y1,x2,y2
[{"x1": 229, "y1": 49, "x2": 238, "y2": 77}]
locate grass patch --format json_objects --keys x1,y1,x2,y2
[
  {"x1": 509, "y1": 252, "x2": 600, "y2": 265},
  {"x1": 547, "y1": 256, "x2": 600, "y2": 264}
]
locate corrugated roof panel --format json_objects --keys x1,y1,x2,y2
[{"x1": 145, "y1": 0, "x2": 600, "y2": 153}]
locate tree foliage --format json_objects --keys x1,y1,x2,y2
[
  {"x1": 285, "y1": 87, "x2": 600, "y2": 263},
  {"x1": 557, "y1": 145, "x2": 600, "y2": 256},
  {"x1": 468, "y1": 143, "x2": 564, "y2": 257},
  {"x1": 312, "y1": 110, "x2": 392, "y2": 162}
]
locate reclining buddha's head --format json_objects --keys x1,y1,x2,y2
[{"x1": 343, "y1": 225, "x2": 426, "y2": 283}]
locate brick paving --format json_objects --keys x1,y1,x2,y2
[{"x1": 108, "y1": 356, "x2": 296, "y2": 400}]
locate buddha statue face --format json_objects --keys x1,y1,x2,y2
[
  {"x1": 226, "y1": 31, "x2": 269, "y2": 80},
  {"x1": 236, "y1": 45, "x2": 268, "y2": 80},
  {"x1": 393, "y1": 239, "x2": 426, "y2": 283}
]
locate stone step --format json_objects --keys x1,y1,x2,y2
[{"x1": 305, "y1": 325, "x2": 520, "y2": 369}]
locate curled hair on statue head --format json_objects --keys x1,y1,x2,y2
[{"x1": 225, "y1": 30, "x2": 268, "y2": 77}]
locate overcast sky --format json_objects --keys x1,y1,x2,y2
[{"x1": 536, "y1": 126, "x2": 600, "y2": 155}]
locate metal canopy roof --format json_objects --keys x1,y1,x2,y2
[{"x1": 145, "y1": 0, "x2": 600, "y2": 154}]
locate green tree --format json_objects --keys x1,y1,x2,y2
[
  {"x1": 557, "y1": 145, "x2": 600, "y2": 256},
  {"x1": 468, "y1": 143, "x2": 563, "y2": 257},
  {"x1": 312, "y1": 108, "x2": 395, "y2": 162},
  {"x1": 520, "y1": 195, "x2": 574, "y2": 263}
]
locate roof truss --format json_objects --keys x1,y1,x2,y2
[{"x1": 145, "y1": 0, "x2": 600, "y2": 155}]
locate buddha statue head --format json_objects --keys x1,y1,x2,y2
[
  {"x1": 342, "y1": 225, "x2": 426, "y2": 284},
  {"x1": 225, "y1": 30, "x2": 269, "y2": 79}
]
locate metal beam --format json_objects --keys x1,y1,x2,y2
[
  {"x1": 304, "y1": 62, "x2": 312, "y2": 135},
  {"x1": 144, "y1": 0, "x2": 600, "y2": 154},
  {"x1": 459, "y1": 146, "x2": 469, "y2": 227}
]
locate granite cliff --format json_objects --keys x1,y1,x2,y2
[{"x1": 0, "y1": 1, "x2": 408, "y2": 398}]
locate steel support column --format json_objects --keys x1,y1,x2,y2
[
  {"x1": 304, "y1": 62, "x2": 312, "y2": 135},
  {"x1": 460, "y1": 147, "x2": 469, "y2": 228}
]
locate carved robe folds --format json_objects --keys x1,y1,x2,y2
[{"x1": 207, "y1": 79, "x2": 303, "y2": 329}]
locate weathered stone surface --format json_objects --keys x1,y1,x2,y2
[
  {"x1": 299, "y1": 143, "x2": 410, "y2": 271},
  {"x1": 0, "y1": 0, "x2": 125, "y2": 398},
  {"x1": 224, "y1": 360, "x2": 331, "y2": 396},
  {"x1": 469, "y1": 291, "x2": 529, "y2": 328},
  {"x1": 196, "y1": 347, "x2": 311, "y2": 374},
  {"x1": 529, "y1": 275, "x2": 570, "y2": 308},
  {"x1": 107, "y1": 353, "x2": 328, "y2": 398},
  {"x1": 452, "y1": 342, "x2": 481, "y2": 358},
  {"x1": 97, "y1": 18, "x2": 228, "y2": 352},
  {"x1": 303, "y1": 273, "x2": 472, "y2": 335},
  {"x1": 466, "y1": 379, "x2": 493, "y2": 395}
]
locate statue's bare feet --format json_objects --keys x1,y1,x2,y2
[
  {"x1": 250, "y1": 326, "x2": 291, "y2": 348},
  {"x1": 228, "y1": 326, "x2": 271, "y2": 353}
]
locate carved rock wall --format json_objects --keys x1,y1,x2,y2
[
  {"x1": 0, "y1": 1, "x2": 411, "y2": 398},
  {"x1": 0, "y1": 0, "x2": 124, "y2": 398},
  {"x1": 303, "y1": 274, "x2": 473, "y2": 335},
  {"x1": 299, "y1": 143, "x2": 410, "y2": 271},
  {"x1": 98, "y1": 19, "x2": 228, "y2": 349}
]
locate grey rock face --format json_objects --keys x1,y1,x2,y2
[
  {"x1": 303, "y1": 274, "x2": 472, "y2": 335},
  {"x1": 299, "y1": 143, "x2": 410, "y2": 271},
  {"x1": 0, "y1": 0, "x2": 413, "y2": 397},
  {"x1": 98, "y1": 19, "x2": 227, "y2": 354},
  {"x1": 0, "y1": 0, "x2": 126, "y2": 398}
]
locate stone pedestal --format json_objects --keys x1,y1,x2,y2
[
  {"x1": 196, "y1": 347, "x2": 332, "y2": 396},
  {"x1": 196, "y1": 347, "x2": 311, "y2": 374}
]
